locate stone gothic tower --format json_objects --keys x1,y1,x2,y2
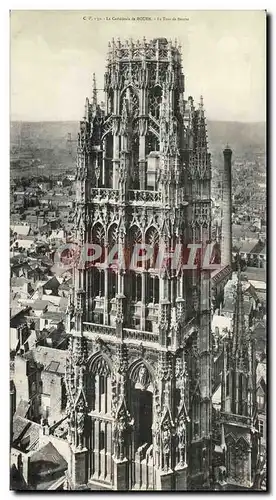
[
  {"x1": 218, "y1": 265, "x2": 259, "y2": 489},
  {"x1": 65, "y1": 37, "x2": 212, "y2": 491}
]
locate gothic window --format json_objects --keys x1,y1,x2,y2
[
  {"x1": 92, "y1": 223, "x2": 105, "y2": 245},
  {"x1": 131, "y1": 133, "x2": 140, "y2": 189},
  {"x1": 137, "y1": 390, "x2": 153, "y2": 447},
  {"x1": 109, "y1": 270, "x2": 117, "y2": 299},
  {"x1": 99, "y1": 375, "x2": 105, "y2": 395},
  {"x1": 129, "y1": 271, "x2": 141, "y2": 302},
  {"x1": 259, "y1": 420, "x2": 264, "y2": 437},
  {"x1": 147, "y1": 131, "x2": 160, "y2": 153},
  {"x1": 89, "y1": 355, "x2": 112, "y2": 414},
  {"x1": 108, "y1": 224, "x2": 117, "y2": 246},
  {"x1": 108, "y1": 89, "x2": 114, "y2": 114},
  {"x1": 128, "y1": 225, "x2": 142, "y2": 269},
  {"x1": 149, "y1": 86, "x2": 162, "y2": 120},
  {"x1": 129, "y1": 91, "x2": 139, "y2": 119},
  {"x1": 86, "y1": 373, "x2": 95, "y2": 411},
  {"x1": 257, "y1": 389, "x2": 265, "y2": 410},
  {"x1": 145, "y1": 320, "x2": 153, "y2": 332},
  {"x1": 145, "y1": 227, "x2": 159, "y2": 269},
  {"x1": 147, "y1": 275, "x2": 159, "y2": 303},
  {"x1": 148, "y1": 276, "x2": 153, "y2": 302},
  {"x1": 92, "y1": 223, "x2": 105, "y2": 264}
]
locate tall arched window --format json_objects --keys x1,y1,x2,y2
[
  {"x1": 87, "y1": 354, "x2": 113, "y2": 483},
  {"x1": 87, "y1": 354, "x2": 112, "y2": 414},
  {"x1": 128, "y1": 361, "x2": 154, "y2": 452},
  {"x1": 145, "y1": 227, "x2": 159, "y2": 269}
]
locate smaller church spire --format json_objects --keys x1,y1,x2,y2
[
  {"x1": 199, "y1": 95, "x2": 204, "y2": 117},
  {"x1": 92, "y1": 73, "x2": 97, "y2": 109},
  {"x1": 83, "y1": 97, "x2": 89, "y2": 121}
]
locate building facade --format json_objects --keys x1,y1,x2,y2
[
  {"x1": 64, "y1": 37, "x2": 213, "y2": 491},
  {"x1": 213, "y1": 267, "x2": 260, "y2": 490}
]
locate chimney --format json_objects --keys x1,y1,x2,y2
[{"x1": 221, "y1": 146, "x2": 232, "y2": 267}]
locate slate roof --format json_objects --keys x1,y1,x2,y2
[
  {"x1": 13, "y1": 416, "x2": 30, "y2": 443},
  {"x1": 59, "y1": 280, "x2": 71, "y2": 291},
  {"x1": 43, "y1": 276, "x2": 60, "y2": 291}
]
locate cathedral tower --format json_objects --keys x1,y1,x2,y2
[{"x1": 65, "y1": 37, "x2": 213, "y2": 491}]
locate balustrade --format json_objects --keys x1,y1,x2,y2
[
  {"x1": 91, "y1": 188, "x2": 161, "y2": 205},
  {"x1": 124, "y1": 328, "x2": 159, "y2": 343},
  {"x1": 83, "y1": 322, "x2": 116, "y2": 336},
  {"x1": 91, "y1": 188, "x2": 119, "y2": 203},
  {"x1": 128, "y1": 190, "x2": 162, "y2": 204},
  {"x1": 220, "y1": 411, "x2": 252, "y2": 426},
  {"x1": 83, "y1": 321, "x2": 159, "y2": 344}
]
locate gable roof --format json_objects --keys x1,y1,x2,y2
[{"x1": 32, "y1": 300, "x2": 49, "y2": 311}]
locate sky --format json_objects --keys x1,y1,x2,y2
[{"x1": 10, "y1": 10, "x2": 266, "y2": 122}]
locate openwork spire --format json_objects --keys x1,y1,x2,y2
[{"x1": 199, "y1": 95, "x2": 204, "y2": 117}]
